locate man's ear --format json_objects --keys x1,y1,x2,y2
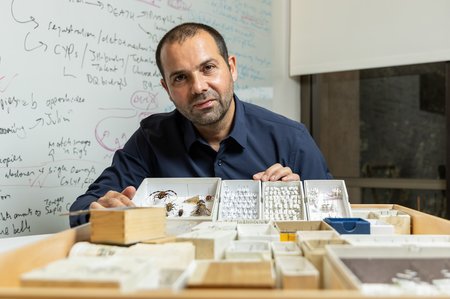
[
  {"x1": 228, "y1": 55, "x2": 238, "y2": 82},
  {"x1": 161, "y1": 79, "x2": 169, "y2": 93}
]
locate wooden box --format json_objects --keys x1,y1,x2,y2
[
  {"x1": 1, "y1": 204, "x2": 450, "y2": 298},
  {"x1": 90, "y1": 207, "x2": 166, "y2": 245},
  {"x1": 187, "y1": 260, "x2": 275, "y2": 288},
  {"x1": 275, "y1": 256, "x2": 319, "y2": 290},
  {"x1": 368, "y1": 210, "x2": 411, "y2": 234},
  {"x1": 275, "y1": 220, "x2": 336, "y2": 242},
  {"x1": 301, "y1": 239, "x2": 349, "y2": 288}
]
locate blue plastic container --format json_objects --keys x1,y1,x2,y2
[{"x1": 324, "y1": 217, "x2": 370, "y2": 234}]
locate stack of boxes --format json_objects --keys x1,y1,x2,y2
[{"x1": 18, "y1": 178, "x2": 450, "y2": 295}]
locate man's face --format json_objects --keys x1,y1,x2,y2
[{"x1": 160, "y1": 31, "x2": 237, "y2": 126}]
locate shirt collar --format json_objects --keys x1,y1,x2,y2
[{"x1": 182, "y1": 94, "x2": 248, "y2": 151}]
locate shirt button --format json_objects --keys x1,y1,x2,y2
[{"x1": 218, "y1": 159, "x2": 222, "y2": 166}]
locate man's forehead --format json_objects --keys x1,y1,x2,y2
[{"x1": 163, "y1": 30, "x2": 217, "y2": 51}]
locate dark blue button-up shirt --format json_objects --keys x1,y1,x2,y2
[{"x1": 69, "y1": 95, "x2": 331, "y2": 226}]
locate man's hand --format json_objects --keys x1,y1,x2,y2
[
  {"x1": 89, "y1": 186, "x2": 137, "y2": 209},
  {"x1": 253, "y1": 163, "x2": 300, "y2": 182}
]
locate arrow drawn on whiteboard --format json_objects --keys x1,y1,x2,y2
[
  {"x1": 23, "y1": 32, "x2": 48, "y2": 52},
  {"x1": 137, "y1": 24, "x2": 158, "y2": 43},
  {"x1": 85, "y1": 0, "x2": 104, "y2": 9},
  {"x1": 10, "y1": 0, "x2": 39, "y2": 29}
]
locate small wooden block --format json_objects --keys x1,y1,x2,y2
[
  {"x1": 276, "y1": 256, "x2": 319, "y2": 289},
  {"x1": 188, "y1": 260, "x2": 275, "y2": 288},
  {"x1": 90, "y1": 207, "x2": 166, "y2": 245}
]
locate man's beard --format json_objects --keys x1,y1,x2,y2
[{"x1": 183, "y1": 89, "x2": 233, "y2": 126}]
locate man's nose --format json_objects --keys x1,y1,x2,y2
[{"x1": 191, "y1": 73, "x2": 208, "y2": 95}]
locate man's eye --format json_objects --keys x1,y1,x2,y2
[
  {"x1": 173, "y1": 74, "x2": 186, "y2": 82},
  {"x1": 203, "y1": 64, "x2": 216, "y2": 72}
]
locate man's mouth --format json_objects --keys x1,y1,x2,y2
[{"x1": 193, "y1": 99, "x2": 214, "y2": 110}]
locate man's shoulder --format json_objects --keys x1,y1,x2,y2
[
  {"x1": 241, "y1": 101, "x2": 306, "y2": 132},
  {"x1": 140, "y1": 110, "x2": 179, "y2": 129}
]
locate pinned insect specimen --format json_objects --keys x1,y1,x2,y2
[
  {"x1": 165, "y1": 202, "x2": 176, "y2": 213},
  {"x1": 148, "y1": 189, "x2": 177, "y2": 205},
  {"x1": 184, "y1": 195, "x2": 200, "y2": 204},
  {"x1": 164, "y1": 201, "x2": 184, "y2": 218},
  {"x1": 191, "y1": 199, "x2": 211, "y2": 216}
]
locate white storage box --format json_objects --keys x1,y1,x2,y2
[
  {"x1": 262, "y1": 181, "x2": 306, "y2": 221},
  {"x1": 324, "y1": 245, "x2": 450, "y2": 295},
  {"x1": 218, "y1": 180, "x2": 261, "y2": 221},
  {"x1": 367, "y1": 219, "x2": 395, "y2": 235},
  {"x1": 271, "y1": 241, "x2": 302, "y2": 257},
  {"x1": 132, "y1": 177, "x2": 221, "y2": 221},
  {"x1": 303, "y1": 180, "x2": 352, "y2": 220},
  {"x1": 225, "y1": 240, "x2": 271, "y2": 261},
  {"x1": 341, "y1": 234, "x2": 450, "y2": 247},
  {"x1": 291, "y1": 221, "x2": 340, "y2": 244},
  {"x1": 237, "y1": 223, "x2": 279, "y2": 242},
  {"x1": 175, "y1": 229, "x2": 237, "y2": 260},
  {"x1": 350, "y1": 208, "x2": 392, "y2": 218},
  {"x1": 368, "y1": 210, "x2": 411, "y2": 235},
  {"x1": 191, "y1": 221, "x2": 237, "y2": 231}
]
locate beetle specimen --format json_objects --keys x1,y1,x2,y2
[
  {"x1": 191, "y1": 199, "x2": 211, "y2": 216},
  {"x1": 165, "y1": 201, "x2": 176, "y2": 213},
  {"x1": 148, "y1": 189, "x2": 177, "y2": 204}
]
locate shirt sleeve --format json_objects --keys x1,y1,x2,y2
[
  {"x1": 69, "y1": 128, "x2": 152, "y2": 227},
  {"x1": 292, "y1": 125, "x2": 333, "y2": 180}
]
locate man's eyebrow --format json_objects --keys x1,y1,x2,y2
[
  {"x1": 200, "y1": 58, "x2": 219, "y2": 67},
  {"x1": 168, "y1": 70, "x2": 185, "y2": 80},
  {"x1": 167, "y1": 58, "x2": 220, "y2": 80}
]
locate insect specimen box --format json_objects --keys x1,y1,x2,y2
[
  {"x1": 132, "y1": 177, "x2": 221, "y2": 221},
  {"x1": 324, "y1": 245, "x2": 450, "y2": 295},
  {"x1": 217, "y1": 180, "x2": 262, "y2": 221},
  {"x1": 262, "y1": 181, "x2": 306, "y2": 221},
  {"x1": 303, "y1": 180, "x2": 352, "y2": 220}
]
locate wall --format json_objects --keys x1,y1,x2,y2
[{"x1": 290, "y1": 0, "x2": 450, "y2": 75}]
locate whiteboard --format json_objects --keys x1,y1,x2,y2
[{"x1": 0, "y1": 0, "x2": 287, "y2": 237}]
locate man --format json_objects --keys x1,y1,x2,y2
[{"x1": 69, "y1": 22, "x2": 331, "y2": 227}]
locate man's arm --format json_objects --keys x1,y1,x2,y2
[{"x1": 69, "y1": 129, "x2": 151, "y2": 227}]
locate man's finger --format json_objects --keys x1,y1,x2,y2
[
  {"x1": 281, "y1": 173, "x2": 301, "y2": 182},
  {"x1": 89, "y1": 201, "x2": 106, "y2": 209},
  {"x1": 122, "y1": 186, "x2": 136, "y2": 199}
]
